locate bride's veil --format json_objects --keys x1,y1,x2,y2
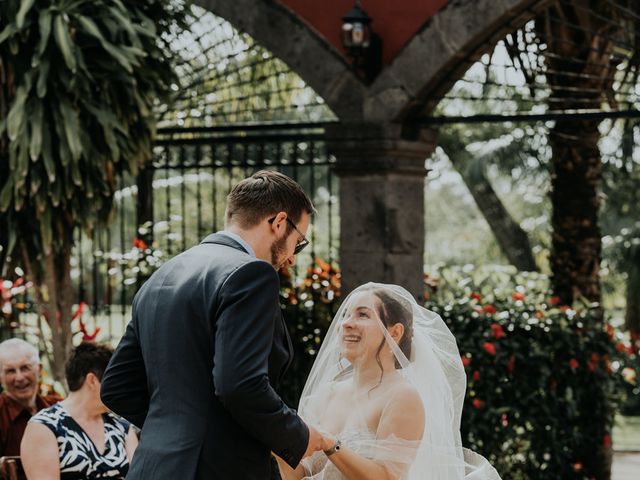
[{"x1": 297, "y1": 282, "x2": 501, "y2": 479}]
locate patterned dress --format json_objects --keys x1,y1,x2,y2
[{"x1": 29, "y1": 403, "x2": 130, "y2": 479}]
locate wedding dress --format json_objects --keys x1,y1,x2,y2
[
  {"x1": 302, "y1": 428, "x2": 377, "y2": 480},
  {"x1": 296, "y1": 283, "x2": 502, "y2": 480}
]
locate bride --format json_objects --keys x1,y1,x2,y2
[{"x1": 276, "y1": 283, "x2": 501, "y2": 480}]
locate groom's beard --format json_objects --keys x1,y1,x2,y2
[{"x1": 270, "y1": 235, "x2": 288, "y2": 269}]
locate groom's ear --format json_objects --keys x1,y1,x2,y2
[
  {"x1": 269, "y1": 211, "x2": 288, "y2": 235},
  {"x1": 389, "y1": 323, "x2": 405, "y2": 343}
]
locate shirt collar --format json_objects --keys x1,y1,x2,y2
[{"x1": 216, "y1": 230, "x2": 256, "y2": 258}]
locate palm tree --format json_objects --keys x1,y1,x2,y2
[
  {"x1": 0, "y1": 0, "x2": 186, "y2": 383},
  {"x1": 533, "y1": 2, "x2": 640, "y2": 478},
  {"x1": 535, "y1": 1, "x2": 638, "y2": 308}
]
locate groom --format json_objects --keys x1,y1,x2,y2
[{"x1": 101, "y1": 170, "x2": 323, "y2": 479}]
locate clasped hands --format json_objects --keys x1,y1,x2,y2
[{"x1": 303, "y1": 424, "x2": 337, "y2": 458}]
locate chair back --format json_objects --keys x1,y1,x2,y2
[{"x1": 0, "y1": 457, "x2": 26, "y2": 480}]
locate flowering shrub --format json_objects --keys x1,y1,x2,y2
[
  {"x1": 425, "y1": 266, "x2": 637, "y2": 480},
  {"x1": 278, "y1": 258, "x2": 340, "y2": 405}
]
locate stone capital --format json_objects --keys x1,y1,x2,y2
[{"x1": 326, "y1": 122, "x2": 437, "y2": 175}]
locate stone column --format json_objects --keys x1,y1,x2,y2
[{"x1": 328, "y1": 123, "x2": 436, "y2": 299}]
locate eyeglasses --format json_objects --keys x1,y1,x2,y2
[{"x1": 268, "y1": 216, "x2": 310, "y2": 255}]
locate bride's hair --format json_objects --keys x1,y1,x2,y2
[{"x1": 369, "y1": 288, "x2": 414, "y2": 382}]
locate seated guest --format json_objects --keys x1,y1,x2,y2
[
  {"x1": 0, "y1": 339, "x2": 61, "y2": 457},
  {"x1": 21, "y1": 343, "x2": 138, "y2": 479}
]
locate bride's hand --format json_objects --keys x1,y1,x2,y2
[{"x1": 320, "y1": 432, "x2": 337, "y2": 452}]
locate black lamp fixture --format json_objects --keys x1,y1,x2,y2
[{"x1": 341, "y1": 0, "x2": 382, "y2": 82}]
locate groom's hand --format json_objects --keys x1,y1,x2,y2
[{"x1": 302, "y1": 425, "x2": 324, "y2": 458}]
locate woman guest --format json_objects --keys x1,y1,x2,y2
[{"x1": 21, "y1": 343, "x2": 138, "y2": 479}]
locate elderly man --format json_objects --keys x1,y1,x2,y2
[{"x1": 0, "y1": 338, "x2": 60, "y2": 456}]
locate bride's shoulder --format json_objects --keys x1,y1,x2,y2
[
  {"x1": 386, "y1": 379, "x2": 423, "y2": 413},
  {"x1": 378, "y1": 379, "x2": 425, "y2": 440}
]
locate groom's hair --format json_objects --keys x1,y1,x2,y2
[{"x1": 225, "y1": 170, "x2": 315, "y2": 229}]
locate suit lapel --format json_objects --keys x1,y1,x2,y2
[{"x1": 280, "y1": 313, "x2": 294, "y2": 374}]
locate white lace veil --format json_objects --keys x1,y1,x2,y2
[{"x1": 297, "y1": 283, "x2": 501, "y2": 480}]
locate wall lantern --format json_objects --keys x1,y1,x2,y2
[{"x1": 341, "y1": 0, "x2": 382, "y2": 82}]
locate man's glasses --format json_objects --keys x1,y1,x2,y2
[{"x1": 268, "y1": 216, "x2": 310, "y2": 254}]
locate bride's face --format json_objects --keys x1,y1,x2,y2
[{"x1": 339, "y1": 291, "x2": 386, "y2": 364}]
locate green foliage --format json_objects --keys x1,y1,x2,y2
[
  {"x1": 0, "y1": 0, "x2": 186, "y2": 263},
  {"x1": 426, "y1": 266, "x2": 637, "y2": 479}
]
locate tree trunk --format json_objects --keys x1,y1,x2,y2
[
  {"x1": 536, "y1": 2, "x2": 622, "y2": 478},
  {"x1": 21, "y1": 220, "x2": 75, "y2": 387},
  {"x1": 440, "y1": 142, "x2": 538, "y2": 271},
  {"x1": 549, "y1": 121, "x2": 602, "y2": 306}
]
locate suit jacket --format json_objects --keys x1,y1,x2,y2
[{"x1": 101, "y1": 233, "x2": 309, "y2": 479}]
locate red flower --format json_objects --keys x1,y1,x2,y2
[
  {"x1": 615, "y1": 342, "x2": 633, "y2": 355},
  {"x1": 605, "y1": 360, "x2": 613, "y2": 375},
  {"x1": 82, "y1": 326, "x2": 101, "y2": 342},
  {"x1": 461, "y1": 356, "x2": 471, "y2": 367},
  {"x1": 133, "y1": 237, "x2": 148, "y2": 250},
  {"x1": 470, "y1": 292, "x2": 482, "y2": 301},
  {"x1": 605, "y1": 324, "x2": 615, "y2": 340},
  {"x1": 483, "y1": 342, "x2": 497, "y2": 356},
  {"x1": 559, "y1": 305, "x2": 570, "y2": 312},
  {"x1": 72, "y1": 302, "x2": 87, "y2": 322},
  {"x1": 316, "y1": 258, "x2": 331, "y2": 273},
  {"x1": 511, "y1": 292, "x2": 525, "y2": 301},
  {"x1": 472, "y1": 399, "x2": 485, "y2": 409},
  {"x1": 573, "y1": 462, "x2": 583, "y2": 472},
  {"x1": 507, "y1": 355, "x2": 516, "y2": 374},
  {"x1": 287, "y1": 291, "x2": 298, "y2": 306},
  {"x1": 490, "y1": 323, "x2": 506, "y2": 339},
  {"x1": 569, "y1": 358, "x2": 579, "y2": 370},
  {"x1": 603, "y1": 434, "x2": 612, "y2": 448},
  {"x1": 473, "y1": 370, "x2": 480, "y2": 381},
  {"x1": 535, "y1": 310, "x2": 545, "y2": 319},
  {"x1": 549, "y1": 296, "x2": 561, "y2": 305},
  {"x1": 78, "y1": 317, "x2": 100, "y2": 342},
  {"x1": 482, "y1": 305, "x2": 497, "y2": 315}
]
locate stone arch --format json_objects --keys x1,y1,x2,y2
[
  {"x1": 194, "y1": 0, "x2": 366, "y2": 121},
  {"x1": 365, "y1": 0, "x2": 548, "y2": 124}
]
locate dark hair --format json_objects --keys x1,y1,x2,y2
[
  {"x1": 370, "y1": 289, "x2": 414, "y2": 388},
  {"x1": 225, "y1": 170, "x2": 316, "y2": 229},
  {"x1": 65, "y1": 343, "x2": 113, "y2": 392}
]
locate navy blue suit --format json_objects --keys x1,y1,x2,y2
[{"x1": 101, "y1": 233, "x2": 308, "y2": 479}]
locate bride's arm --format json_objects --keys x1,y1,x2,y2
[{"x1": 324, "y1": 386, "x2": 425, "y2": 480}]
